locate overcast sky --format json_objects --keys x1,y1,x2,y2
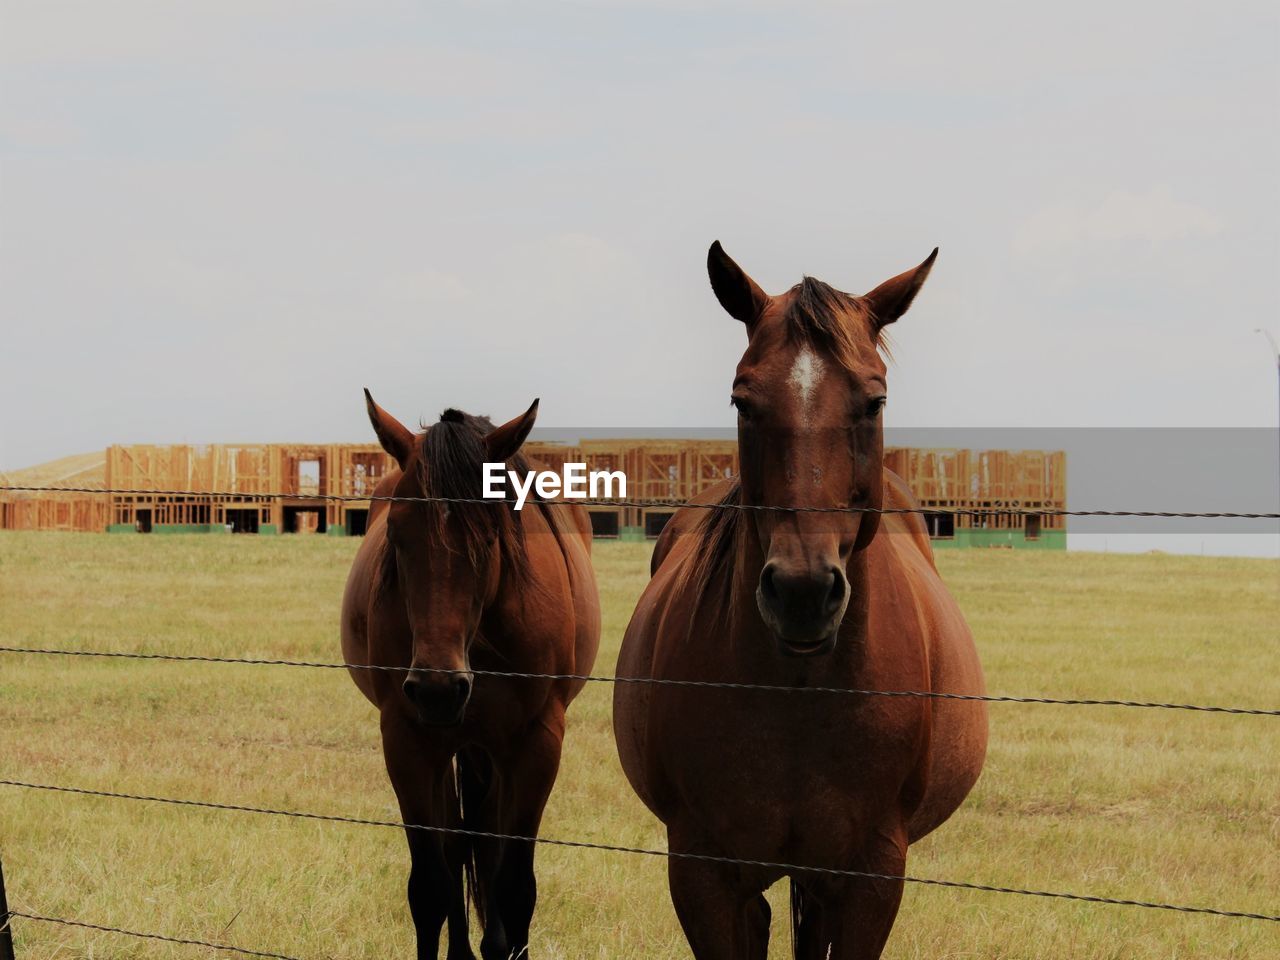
[{"x1": 2, "y1": 3, "x2": 1278, "y2": 482}]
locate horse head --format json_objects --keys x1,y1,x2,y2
[
  {"x1": 365, "y1": 390, "x2": 538, "y2": 725},
  {"x1": 707, "y1": 241, "x2": 936, "y2": 656}
]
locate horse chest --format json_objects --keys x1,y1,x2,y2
[
  {"x1": 622, "y1": 545, "x2": 944, "y2": 864},
  {"x1": 651, "y1": 683, "x2": 926, "y2": 858}
]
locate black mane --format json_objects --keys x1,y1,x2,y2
[
  {"x1": 377, "y1": 409, "x2": 534, "y2": 595},
  {"x1": 417, "y1": 409, "x2": 532, "y2": 577}
]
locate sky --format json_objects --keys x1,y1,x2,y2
[{"x1": 2, "y1": 1, "x2": 1278, "y2": 551}]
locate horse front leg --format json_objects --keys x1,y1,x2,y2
[
  {"x1": 474, "y1": 708, "x2": 567, "y2": 960},
  {"x1": 666, "y1": 825, "x2": 774, "y2": 960},
  {"x1": 792, "y1": 818, "x2": 908, "y2": 960},
  {"x1": 381, "y1": 707, "x2": 474, "y2": 960}
]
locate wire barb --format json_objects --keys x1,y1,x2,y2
[
  {"x1": 1, "y1": 778, "x2": 1276, "y2": 924},
  {"x1": 1, "y1": 484, "x2": 1276, "y2": 519},
  {"x1": 1, "y1": 645, "x2": 1275, "y2": 716}
]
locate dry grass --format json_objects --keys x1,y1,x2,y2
[{"x1": 0, "y1": 532, "x2": 1276, "y2": 959}]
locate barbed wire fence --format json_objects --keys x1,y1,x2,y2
[
  {"x1": 1, "y1": 484, "x2": 1278, "y2": 956},
  {"x1": 1, "y1": 646, "x2": 1277, "y2": 716}
]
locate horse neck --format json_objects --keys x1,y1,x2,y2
[
  {"x1": 474, "y1": 566, "x2": 520, "y2": 667},
  {"x1": 477, "y1": 506, "x2": 546, "y2": 663}
]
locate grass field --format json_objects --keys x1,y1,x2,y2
[{"x1": 0, "y1": 532, "x2": 1276, "y2": 959}]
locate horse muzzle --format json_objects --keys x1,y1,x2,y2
[
  {"x1": 402, "y1": 670, "x2": 473, "y2": 727},
  {"x1": 756, "y1": 560, "x2": 849, "y2": 657}
]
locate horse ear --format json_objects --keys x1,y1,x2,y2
[
  {"x1": 707, "y1": 241, "x2": 769, "y2": 326},
  {"x1": 364, "y1": 388, "x2": 414, "y2": 469},
  {"x1": 863, "y1": 248, "x2": 938, "y2": 329},
  {"x1": 485, "y1": 398, "x2": 539, "y2": 463}
]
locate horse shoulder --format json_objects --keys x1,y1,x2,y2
[
  {"x1": 881, "y1": 468, "x2": 936, "y2": 564},
  {"x1": 565, "y1": 501, "x2": 595, "y2": 547},
  {"x1": 366, "y1": 468, "x2": 401, "y2": 524},
  {"x1": 340, "y1": 505, "x2": 389, "y2": 707},
  {"x1": 870, "y1": 486, "x2": 989, "y2": 842},
  {"x1": 651, "y1": 478, "x2": 736, "y2": 575},
  {"x1": 613, "y1": 524, "x2": 704, "y2": 820},
  {"x1": 526, "y1": 503, "x2": 602, "y2": 683}
]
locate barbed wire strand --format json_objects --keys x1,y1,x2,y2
[
  {"x1": 6, "y1": 910, "x2": 304, "y2": 960},
  {"x1": 2, "y1": 778, "x2": 1276, "y2": 923},
  {"x1": 1, "y1": 645, "x2": 1275, "y2": 716},
  {"x1": 2, "y1": 485, "x2": 1276, "y2": 519}
]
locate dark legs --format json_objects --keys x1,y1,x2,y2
[
  {"x1": 406, "y1": 822, "x2": 473, "y2": 960},
  {"x1": 666, "y1": 820, "x2": 909, "y2": 960},
  {"x1": 666, "y1": 830, "x2": 773, "y2": 960},
  {"x1": 381, "y1": 709, "x2": 474, "y2": 960},
  {"x1": 791, "y1": 821, "x2": 909, "y2": 960},
  {"x1": 465, "y1": 710, "x2": 567, "y2": 960}
]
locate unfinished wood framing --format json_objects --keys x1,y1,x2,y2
[
  {"x1": 4, "y1": 441, "x2": 1065, "y2": 542},
  {"x1": 98, "y1": 443, "x2": 393, "y2": 534},
  {"x1": 524, "y1": 441, "x2": 1066, "y2": 542},
  {"x1": 0, "y1": 496, "x2": 110, "y2": 533},
  {"x1": 882, "y1": 448, "x2": 1066, "y2": 542}
]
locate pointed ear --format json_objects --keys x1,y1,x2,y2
[
  {"x1": 364, "y1": 388, "x2": 414, "y2": 469},
  {"x1": 707, "y1": 241, "x2": 769, "y2": 326},
  {"x1": 485, "y1": 398, "x2": 539, "y2": 463},
  {"x1": 863, "y1": 248, "x2": 938, "y2": 329}
]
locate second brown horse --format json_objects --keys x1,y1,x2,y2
[
  {"x1": 342, "y1": 393, "x2": 600, "y2": 960},
  {"x1": 614, "y1": 243, "x2": 987, "y2": 959}
]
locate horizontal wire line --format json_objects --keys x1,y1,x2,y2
[
  {"x1": 7, "y1": 910, "x2": 303, "y2": 960},
  {"x1": 2, "y1": 484, "x2": 1275, "y2": 519},
  {"x1": 0, "y1": 645, "x2": 1275, "y2": 716},
  {"x1": 3, "y1": 778, "x2": 1277, "y2": 924}
]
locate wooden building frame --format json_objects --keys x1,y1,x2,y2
[
  {"x1": 4, "y1": 440, "x2": 1065, "y2": 547},
  {"x1": 100, "y1": 443, "x2": 393, "y2": 535}
]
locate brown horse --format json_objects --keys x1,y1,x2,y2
[
  {"x1": 614, "y1": 244, "x2": 987, "y2": 959},
  {"x1": 341, "y1": 392, "x2": 600, "y2": 960}
]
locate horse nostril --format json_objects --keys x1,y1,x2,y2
[
  {"x1": 402, "y1": 677, "x2": 420, "y2": 705},
  {"x1": 454, "y1": 675, "x2": 472, "y2": 704},
  {"x1": 760, "y1": 564, "x2": 779, "y2": 604},
  {"x1": 826, "y1": 567, "x2": 846, "y2": 613},
  {"x1": 402, "y1": 673, "x2": 472, "y2": 723}
]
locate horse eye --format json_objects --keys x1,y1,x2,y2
[
  {"x1": 866, "y1": 396, "x2": 887, "y2": 417},
  {"x1": 730, "y1": 396, "x2": 753, "y2": 420}
]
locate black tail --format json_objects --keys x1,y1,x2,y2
[{"x1": 456, "y1": 747, "x2": 494, "y2": 930}]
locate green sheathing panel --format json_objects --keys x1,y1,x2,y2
[
  {"x1": 106, "y1": 523, "x2": 136, "y2": 534},
  {"x1": 619, "y1": 525, "x2": 646, "y2": 542},
  {"x1": 259, "y1": 524, "x2": 280, "y2": 535},
  {"x1": 326, "y1": 525, "x2": 348, "y2": 537},
  {"x1": 930, "y1": 529, "x2": 1066, "y2": 550}
]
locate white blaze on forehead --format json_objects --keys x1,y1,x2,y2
[{"x1": 787, "y1": 345, "x2": 825, "y2": 422}]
